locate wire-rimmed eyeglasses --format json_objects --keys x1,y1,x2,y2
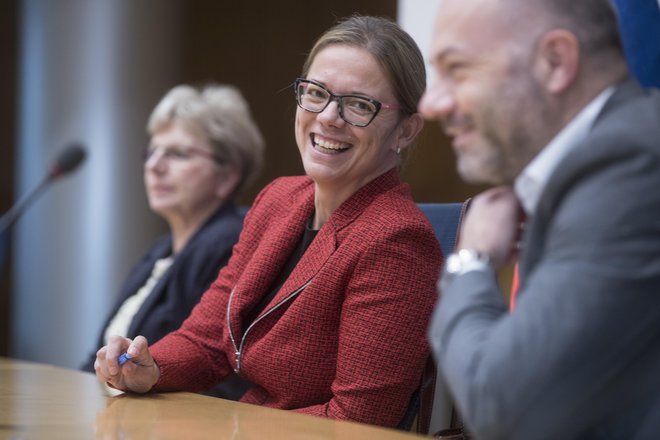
[
  {"x1": 294, "y1": 78, "x2": 402, "y2": 127},
  {"x1": 143, "y1": 145, "x2": 224, "y2": 165}
]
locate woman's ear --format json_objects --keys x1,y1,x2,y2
[
  {"x1": 394, "y1": 112, "x2": 424, "y2": 153},
  {"x1": 214, "y1": 167, "x2": 241, "y2": 201},
  {"x1": 532, "y1": 29, "x2": 580, "y2": 94}
]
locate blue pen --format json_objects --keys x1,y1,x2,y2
[{"x1": 118, "y1": 352, "x2": 133, "y2": 366}]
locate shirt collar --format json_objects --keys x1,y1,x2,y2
[{"x1": 514, "y1": 87, "x2": 614, "y2": 216}]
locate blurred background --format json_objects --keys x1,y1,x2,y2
[
  {"x1": 2, "y1": 0, "x2": 658, "y2": 371},
  {"x1": 0, "y1": 0, "x2": 660, "y2": 368},
  {"x1": 0, "y1": 0, "x2": 485, "y2": 369}
]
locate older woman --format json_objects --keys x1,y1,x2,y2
[
  {"x1": 94, "y1": 16, "x2": 442, "y2": 428},
  {"x1": 82, "y1": 85, "x2": 264, "y2": 387}
]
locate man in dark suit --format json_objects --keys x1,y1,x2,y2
[{"x1": 420, "y1": 0, "x2": 660, "y2": 439}]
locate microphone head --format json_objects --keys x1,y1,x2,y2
[{"x1": 49, "y1": 143, "x2": 87, "y2": 179}]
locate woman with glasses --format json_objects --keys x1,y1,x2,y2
[
  {"x1": 82, "y1": 85, "x2": 264, "y2": 397},
  {"x1": 94, "y1": 16, "x2": 441, "y2": 428}
]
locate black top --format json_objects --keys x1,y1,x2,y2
[{"x1": 243, "y1": 217, "x2": 318, "y2": 329}]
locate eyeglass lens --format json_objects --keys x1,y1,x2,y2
[
  {"x1": 295, "y1": 79, "x2": 380, "y2": 127},
  {"x1": 143, "y1": 145, "x2": 221, "y2": 164}
]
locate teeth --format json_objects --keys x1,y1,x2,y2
[{"x1": 314, "y1": 135, "x2": 350, "y2": 151}]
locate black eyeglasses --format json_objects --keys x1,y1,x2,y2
[{"x1": 294, "y1": 78, "x2": 402, "y2": 127}]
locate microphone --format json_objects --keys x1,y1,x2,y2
[
  {"x1": 0, "y1": 143, "x2": 87, "y2": 234},
  {"x1": 49, "y1": 143, "x2": 87, "y2": 179}
]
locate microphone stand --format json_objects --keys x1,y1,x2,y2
[
  {"x1": 0, "y1": 174, "x2": 58, "y2": 279},
  {"x1": 0, "y1": 175, "x2": 52, "y2": 234},
  {"x1": 0, "y1": 144, "x2": 86, "y2": 279}
]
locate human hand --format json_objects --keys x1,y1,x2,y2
[
  {"x1": 457, "y1": 186, "x2": 522, "y2": 269},
  {"x1": 94, "y1": 335, "x2": 159, "y2": 393}
]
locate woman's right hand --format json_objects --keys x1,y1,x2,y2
[{"x1": 94, "y1": 335, "x2": 160, "y2": 393}]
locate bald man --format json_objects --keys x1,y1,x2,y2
[{"x1": 420, "y1": 0, "x2": 660, "y2": 439}]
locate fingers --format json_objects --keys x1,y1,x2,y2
[
  {"x1": 94, "y1": 336, "x2": 132, "y2": 387},
  {"x1": 93, "y1": 334, "x2": 159, "y2": 394},
  {"x1": 124, "y1": 335, "x2": 155, "y2": 368},
  {"x1": 107, "y1": 335, "x2": 132, "y2": 375},
  {"x1": 458, "y1": 186, "x2": 521, "y2": 269},
  {"x1": 94, "y1": 346, "x2": 120, "y2": 387}
]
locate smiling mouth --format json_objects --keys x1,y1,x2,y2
[
  {"x1": 441, "y1": 114, "x2": 475, "y2": 139},
  {"x1": 312, "y1": 134, "x2": 351, "y2": 153}
]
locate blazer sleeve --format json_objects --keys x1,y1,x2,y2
[
  {"x1": 429, "y1": 139, "x2": 660, "y2": 439},
  {"x1": 138, "y1": 218, "x2": 241, "y2": 346},
  {"x1": 149, "y1": 180, "x2": 281, "y2": 391}
]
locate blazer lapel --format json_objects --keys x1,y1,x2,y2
[
  {"x1": 518, "y1": 77, "x2": 643, "y2": 287},
  {"x1": 259, "y1": 168, "x2": 403, "y2": 315},
  {"x1": 230, "y1": 169, "x2": 403, "y2": 327},
  {"x1": 265, "y1": 222, "x2": 337, "y2": 310},
  {"x1": 228, "y1": 187, "x2": 315, "y2": 334}
]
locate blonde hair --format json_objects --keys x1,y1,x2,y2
[
  {"x1": 302, "y1": 15, "x2": 425, "y2": 116},
  {"x1": 148, "y1": 84, "x2": 265, "y2": 196}
]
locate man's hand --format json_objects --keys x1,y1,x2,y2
[{"x1": 457, "y1": 186, "x2": 522, "y2": 270}]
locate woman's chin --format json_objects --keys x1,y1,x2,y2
[
  {"x1": 302, "y1": 162, "x2": 338, "y2": 183},
  {"x1": 149, "y1": 201, "x2": 178, "y2": 218}
]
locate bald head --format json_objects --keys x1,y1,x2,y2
[
  {"x1": 498, "y1": 0, "x2": 624, "y2": 61},
  {"x1": 421, "y1": 0, "x2": 629, "y2": 184}
]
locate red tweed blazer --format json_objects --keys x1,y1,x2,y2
[{"x1": 150, "y1": 169, "x2": 442, "y2": 427}]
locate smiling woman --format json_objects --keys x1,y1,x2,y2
[
  {"x1": 294, "y1": 44, "x2": 414, "y2": 224},
  {"x1": 94, "y1": 16, "x2": 442, "y2": 429}
]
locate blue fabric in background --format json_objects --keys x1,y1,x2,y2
[{"x1": 613, "y1": 0, "x2": 660, "y2": 87}]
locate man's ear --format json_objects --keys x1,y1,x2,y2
[
  {"x1": 393, "y1": 113, "x2": 424, "y2": 154},
  {"x1": 532, "y1": 29, "x2": 580, "y2": 94}
]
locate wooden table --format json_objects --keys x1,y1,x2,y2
[{"x1": 0, "y1": 357, "x2": 427, "y2": 439}]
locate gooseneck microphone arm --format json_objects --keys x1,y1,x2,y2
[
  {"x1": 0, "y1": 176, "x2": 53, "y2": 234},
  {"x1": 0, "y1": 143, "x2": 87, "y2": 235},
  {"x1": 0, "y1": 144, "x2": 86, "y2": 276}
]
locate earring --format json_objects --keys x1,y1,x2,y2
[{"x1": 396, "y1": 147, "x2": 401, "y2": 155}]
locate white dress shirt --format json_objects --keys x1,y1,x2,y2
[{"x1": 515, "y1": 87, "x2": 615, "y2": 216}]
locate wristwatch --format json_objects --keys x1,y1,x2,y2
[{"x1": 443, "y1": 248, "x2": 492, "y2": 278}]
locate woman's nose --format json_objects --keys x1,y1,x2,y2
[
  {"x1": 144, "y1": 150, "x2": 168, "y2": 173},
  {"x1": 317, "y1": 99, "x2": 346, "y2": 127}
]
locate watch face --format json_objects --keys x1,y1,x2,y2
[
  {"x1": 443, "y1": 249, "x2": 491, "y2": 276},
  {"x1": 445, "y1": 254, "x2": 463, "y2": 274}
]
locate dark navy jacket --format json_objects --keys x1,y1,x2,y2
[{"x1": 81, "y1": 203, "x2": 244, "y2": 372}]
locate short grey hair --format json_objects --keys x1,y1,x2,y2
[
  {"x1": 504, "y1": 0, "x2": 624, "y2": 60},
  {"x1": 148, "y1": 84, "x2": 265, "y2": 196}
]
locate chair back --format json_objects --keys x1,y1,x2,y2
[
  {"x1": 418, "y1": 203, "x2": 467, "y2": 256},
  {"x1": 415, "y1": 201, "x2": 470, "y2": 436}
]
